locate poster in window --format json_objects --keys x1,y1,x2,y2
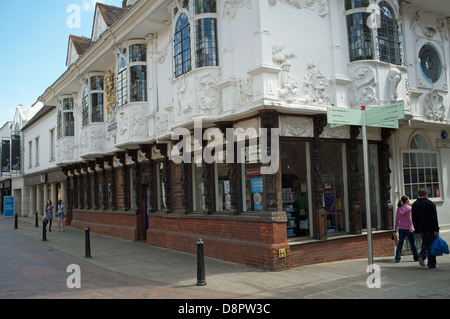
[
  {"x1": 11, "y1": 135, "x2": 20, "y2": 171},
  {"x1": 1, "y1": 140, "x2": 10, "y2": 173},
  {"x1": 251, "y1": 178, "x2": 264, "y2": 211}
]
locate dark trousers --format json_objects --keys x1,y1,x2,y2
[
  {"x1": 395, "y1": 229, "x2": 419, "y2": 261},
  {"x1": 420, "y1": 231, "x2": 437, "y2": 268}
]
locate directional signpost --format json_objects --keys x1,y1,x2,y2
[{"x1": 328, "y1": 102, "x2": 405, "y2": 266}]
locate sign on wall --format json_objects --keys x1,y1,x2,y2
[{"x1": 4, "y1": 196, "x2": 14, "y2": 218}]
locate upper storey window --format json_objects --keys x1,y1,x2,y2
[
  {"x1": 116, "y1": 42, "x2": 148, "y2": 106},
  {"x1": 173, "y1": 0, "x2": 218, "y2": 78},
  {"x1": 174, "y1": 13, "x2": 191, "y2": 78},
  {"x1": 81, "y1": 75, "x2": 105, "y2": 126},
  {"x1": 57, "y1": 97, "x2": 75, "y2": 138},
  {"x1": 345, "y1": 0, "x2": 402, "y2": 65}
]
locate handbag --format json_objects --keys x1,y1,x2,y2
[
  {"x1": 430, "y1": 236, "x2": 450, "y2": 256},
  {"x1": 391, "y1": 232, "x2": 399, "y2": 246}
]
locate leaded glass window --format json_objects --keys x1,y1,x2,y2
[
  {"x1": 403, "y1": 135, "x2": 441, "y2": 199},
  {"x1": 174, "y1": 13, "x2": 191, "y2": 78},
  {"x1": 195, "y1": 18, "x2": 218, "y2": 68},
  {"x1": 378, "y1": 2, "x2": 401, "y2": 65}
]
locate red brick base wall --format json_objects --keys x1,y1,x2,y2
[
  {"x1": 147, "y1": 213, "x2": 291, "y2": 271},
  {"x1": 147, "y1": 214, "x2": 394, "y2": 270},
  {"x1": 71, "y1": 210, "x2": 138, "y2": 241},
  {"x1": 289, "y1": 232, "x2": 394, "y2": 267}
]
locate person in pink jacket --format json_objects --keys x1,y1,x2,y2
[{"x1": 395, "y1": 196, "x2": 419, "y2": 263}]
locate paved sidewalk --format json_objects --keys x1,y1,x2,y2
[{"x1": 7, "y1": 216, "x2": 450, "y2": 299}]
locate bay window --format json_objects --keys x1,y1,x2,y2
[
  {"x1": 90, "y1": 75, "x2": 104, "y2": 123},
  {"x1": 173, "y1": 0, "x2": 218, "y2": 78},
  {"x1": 57, "y1": 97, "x2": 75, "y2": 138},
  {"x1": 115, "y1": 42, "x2": 147, "y2": 105},
  {"x1": 345, "y1": 0, "x2": 402, "y2": 65}
]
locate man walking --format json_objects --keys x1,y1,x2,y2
[{"x1": 412, "y1": 188, "x2": 440, "y2": 269}]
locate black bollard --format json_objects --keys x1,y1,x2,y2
[
  {"x1": 42, "y1": 218, "x2": 48, "y2": 241},
  {"x1": 84, "y1": 227, "x2": 92, "y2": 258},
  {"x1": 35, "y1": 211, "x2": 39, "y2": 228},
  {"x1": 14, "y1": 214, "x2": 18, "y2": 229},
  {"x1": 196, "y1": 238, "x2": 207, "y2": 286}
]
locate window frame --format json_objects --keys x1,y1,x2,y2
[
  {"x1": 173, "y1": 0, "x2": 219, "y2": 79},
  {"x1": 345, "y1": 0, "x2": 402, "y2": 65},
  {"x1": 402, "y1": 134, "x2": 442, "y2": 200}
]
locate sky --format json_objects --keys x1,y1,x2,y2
[{"x1": 0, "y1": 0, "x2": 124, "y2": 126}]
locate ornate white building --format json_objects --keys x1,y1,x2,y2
[{"x1": 28, "y1": 0, "x2": 450, "y2": 269}]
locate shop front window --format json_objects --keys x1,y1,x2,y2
[
  {"x1": 216, "y1": 162, "x2": 232, "y2": 212},
  {"x1": 242, "y1": 144, "x2": 264, "y2": 212},
  {"x1": 281, "y1": 140, "x2": 312, "y2": 238},
  {"x1": 322, "y1": 142, "x2": 348, "y2": 234}
]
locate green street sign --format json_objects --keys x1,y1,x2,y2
[
  {"x1": 328, "y1": 102, "x2": 404, "y2": 129},
  {"x1": 365, "y1": 101, "x2": 405, "y2": 126},
  {"x1": 327, "y1": 107, "x2": 363, "y2": 126}
]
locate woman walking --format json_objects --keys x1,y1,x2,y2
[
  {"x1": 394, "y1": 196, "x2": 419, "y2": 263},
  {"x1": 45, "y1": 200, "x2": 54, "y2": 232},
  {"x1": 57, "y1": 199, "x2": 65, "y2": 232}
]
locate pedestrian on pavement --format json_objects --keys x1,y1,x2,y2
[
  {"x1": 57, "y1": 200, "x2": 65, "y2": 232},
  {"x1": 412, "y1": 187, "x2": 440, "y2": 269},
  {"x1": 45, "y1": 200, "x2": 54, "y2": 232},
  {"x1": 394, "y1": 196, "x2": 419, "y2": 263}
]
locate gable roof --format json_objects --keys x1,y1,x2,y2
[
  {"x1": 69, "y1": 35, "x2": 93, "y2": 55},
  {"x1": 96, "y1": 3, "x2": 128, "y2": 27},
  {"x1": 66, "y1": 35, "x2": 93, "y2": 66},
  {"x1": 91, "y1": 3, "x2": 129, "y2": 41}
]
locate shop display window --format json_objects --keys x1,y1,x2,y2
[
  {"x1": 216, "y1": 162, "x2": 232, "y2": 212},
  {"x1": 242, "y1": 144, "x2": 264, "y2": 212},
  {"x1": 322, "y1": 142, "x2": 347, "y2": 234},
  {"x1": 281, "y1": 140, "x2": 312, "y2": 238}
]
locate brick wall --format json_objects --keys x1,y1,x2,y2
[
  {"x1": 71, "y1": 210, "x2": 138, "y2": 241},
  {"x1": 147, "y1": 214, "x2": 393, "y2": 270},
  {"x1": 147, "y1": 214, "x2": 291, "y2": 271},
  {"x1": 289, "y1": 232, "x2": 394, "y2": 267}
]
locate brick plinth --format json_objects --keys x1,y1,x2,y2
[
  {"x1": 71, "y1": 210, "x2": 138, "y2": 241},
  {"x1": 289, "y1": 231, "x2": 394, "y2": 267},
  {"x1": 147, "y1": 212, "x2": 291, "y2": 271}
]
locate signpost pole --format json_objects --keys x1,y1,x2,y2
[{"x1": 361, "y1": 106, "x2": 373, "y2": 266}]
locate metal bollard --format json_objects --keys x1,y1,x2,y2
[
  {"x1": 42, "y1": 218, "x2": 48, "y2": 241},
  {"x1": 84, "y1": 227, "x2": 92, "y2": 258},
  {"x1": 35, "y1": 211, "x2": 39, "y2": 228},
  {"x1": 14, "y1": 214, "x2": 18, "y2": 229},
  {"x1": 196, "y1": 238, "x2": 207, "y2": 286}
]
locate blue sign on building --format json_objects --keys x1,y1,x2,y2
[{"x1": 4, "y1": 196, "x2": 14, "y2": 218}]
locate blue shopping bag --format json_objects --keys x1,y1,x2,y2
[{"x1": 430, "y1": 236, "x2": 449, "y2": 256}]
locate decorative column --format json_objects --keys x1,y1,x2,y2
[
  {"x1": 349, "y1": 126, "x2": 362, "y2": 234},
  {"x1": 128, "y1": 149, "x2": 141, "y2": 215},
  {"x1": 260, "y1": 110, "x2": 281, "y2": 212},
  {"x1": 381, "y1": 128, "x2": 393, "y2": 230},
  {"x1": 156, "y1": 144, "x2": 171, "y2": 213},
  {"x1": 312, "y1": 115, "x2": 327, "y2": 240},
  {"x1": 116, "y1": 152, "x2": 129, "y2": 211},
  {"x1": 140, "y1": 144, "x2": 156, "y2": 213},
  {"x1": 105, "y1": 156, "x2": 116, "y2": 210}
]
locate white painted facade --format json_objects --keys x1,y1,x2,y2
[{"x1": 34, "y1": 0, "x2": 450, "y2": 231}]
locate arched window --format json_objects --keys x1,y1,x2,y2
[
  {"x1": 402, "y1": 134, "x2": 441, "y2": 199},
  {"x1": 378, "y1": 1, "x2": 401, "y2": 65},
  {"x1": 174, "y1": 13, "x2": 191, "y2": 78},
  {"x1": 345, "y1": 0, "x2": 402, "y2": 65}
]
